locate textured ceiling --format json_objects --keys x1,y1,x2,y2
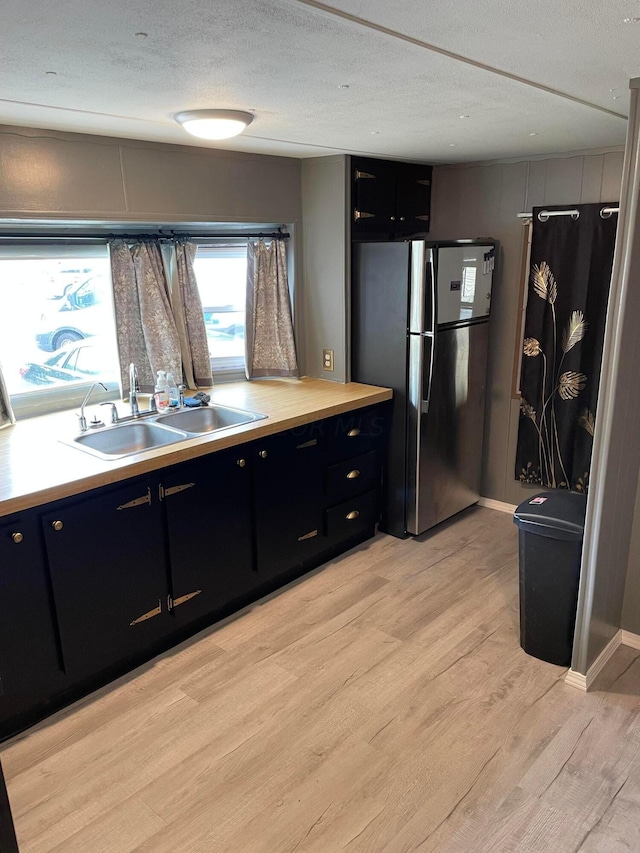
[{"x1": 0, "y1": 0, "x2": 634, "y2": 161}]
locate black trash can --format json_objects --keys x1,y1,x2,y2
[{"x1": 513, "y1": 491, "x2": 587, "y2": 666}]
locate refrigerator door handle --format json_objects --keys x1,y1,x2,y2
[
  {"x1": 407, "y1": 331, "x2": 435, "y2": 534},
  {"x1": 409, "y1": 244, "x2": 435, "y2": 334},
  {"x1": 421, "y1": 331, "x2": 435, "y2": 414}
]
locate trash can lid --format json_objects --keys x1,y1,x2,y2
[{"x1": 513, "y1": 490, "x2": 587, "y2": 541}]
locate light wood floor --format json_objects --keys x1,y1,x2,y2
[{"x1": 3, "y1": 506, "x2": 640, "y2": 852}]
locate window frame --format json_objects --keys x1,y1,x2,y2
[
  {"x1": 0, "y1": 240, "x2": 118, "y2": 420},
  {"x1": 190, "y1": 239, "x2": 249, "y2": 380},
  {"x1": 0, "y1": 224, "x2": 290, "y2": 418}
]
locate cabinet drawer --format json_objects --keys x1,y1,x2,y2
[
  {"x1": 325, "y1": 405, "x2": 387, "y2": 461},
  {"x1": 326, "y1": 490, "x2": 379, "y2": 546},
  {"x1": 326, "y1": 450, "x2": 379, "y2": 503}
]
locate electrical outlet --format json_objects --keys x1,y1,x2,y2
[{"x1": 323, "y1": 349, "x2": 334, "y2": 371}]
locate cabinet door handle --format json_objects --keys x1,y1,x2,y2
[
  {"x1": 51, "y1": 520, "x2": 64, "y2": 531},
  {"x1": 130, "y1": 599, "x2": 162, "y2": 626},
  {"x1": 237, "y1": 458, "x2": 246, "y2": 467},
  {"x1": 162, "y1": 483, "x2": 195, "y2": 499},
  {"x1": 168, "y1": 590, "x2": 202, "y2": 611},
  {"x1": 298, "y1": 529, "x2": 319, "y2": 541},
  {"x1": 347, "y1": 470, "x2": 360, "y2": 479},
  {"x1": 390, "y1": 216, "x2": 396, "y2": 221},
  {"x1": 117, "y1": 488, "x2": 152, "y2": 510},
  {"x1": 346, "y1": 510, "x2": 360, "y2": 520},
  {"x1": 258, "y1": 450, "x2": 268, "y2": 459},
  {"x1": 399, "y1": 216, "x2": 406, "y2": 221},
  {"x1": 11, "y1": 532, "x2": 23, "y2": 543},
  {"x1": 347, "y1": 428, "x2": 361, "y2": 437}
]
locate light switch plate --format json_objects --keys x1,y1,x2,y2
[{"x1": 323, "y1": 349, "x2": 334, "y2": 371}]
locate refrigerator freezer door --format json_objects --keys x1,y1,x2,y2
[
  {"x1": 436, "y1": 245, "x2": 494, "y2": 325},
  {"x1": 406, "y1": 322, "x2": 489, "y2": 535}
]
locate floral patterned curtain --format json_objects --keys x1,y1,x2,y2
[
  {"x1": 110, "y1": 240, "x2": 182, "y2": 395},
  {"x1": 245, "y1": 239, "x2": 298, "y2": 379},
  {"x1": 0, "y1": 361, "x2": 15, "y2": 429},
  {"x1": 516, "y1": 203, "x2": 618, "y2": 492},
  {"x1": 173, "y1": 242, "x2": 213, "y2": 388}
]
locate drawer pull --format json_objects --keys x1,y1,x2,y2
[
  {"x1": 296, "y1": 439, "x2": 317, "y2": 450},
  {"x1": 258, "y1": 450, "x2": 268, "y2": 459},
  {"x1": 11, "y1": 532, "x2": 23, "y2": 544},
  {"x1": 346, "y1": 510, "x2": 360, "y2": 520},
  {"x1": 51, "y1": 520, "x2": 64, "y2": 531},
  {"x1": 347, "y1": 428, "x2": 361, "y2": 437},
  {"x1": 237, "y1": 458, "x2": 246, "y2": 467},
  {"x1": 298, "y1": 529, "x2": 319, "y2": 541},
  {"x1": 347, "y1": 469, "x2": 360, "y2": 480}
]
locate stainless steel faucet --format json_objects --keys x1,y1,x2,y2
[
  {"x1": 129, "y1": 362, "x2": 140, "y2": 418},
  {"x1": 128, "y1": 362, "x2": 157, "y2": 418},
  {"x1": 78, "y1": 382, "x2": 108, "y2": 431}
]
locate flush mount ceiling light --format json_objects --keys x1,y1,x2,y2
[{"x1": 174, "y1": 109, "x2": 254, "y2": 140}]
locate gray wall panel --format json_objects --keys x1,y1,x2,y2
[
  {"x1": 622, "y1": 476, "x2": 640, "y2": 634},
  {"x1": 0, "y1": 124, "x2": 301, "y2": 224},
  {"x1": 431, "y1": 151, "x2": 624, "y2": 509},
  {"x1": 0, "y1": 128, "x2": 126, "y2": 214},
  {"x1": 581, "y1": 155, "x2": 604, "y2": 202},
  {"x1": 602, "y1": 151, "x2": 625, "y2": 200},
  {"x1": 121, "y1": 144, "x2": 300, "y2": 222},
  {"x1": 300, "y1": 156, "x2": 348, "y2": 382},
  {"x1": 542, "y1": 156, "x2": 585, "y2": 206}
]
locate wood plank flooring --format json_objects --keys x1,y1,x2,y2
[{"x1": 2, "y1": 506, "x2": 640, "y2": 852}]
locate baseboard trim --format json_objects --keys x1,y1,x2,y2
[
  {"x1": 621, "y1": 630, "x2": 640, "y2": 650},
  {"x1": 478, "y1": 497, "x2": 518, "y2": 514},
  {"x1": 565, "y1": 630, "x2": 622, "y2": 691}
]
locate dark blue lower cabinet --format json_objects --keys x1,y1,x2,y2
[
  {"x1": 0, "y1": 760, "x2": 18, "y2": 853},
  {"x1": 42, "y1": 477, "x2": 169, "y2": 679},
  {"x1": 0, "y1": 403, "x2": 389, "y2": 740},
  {"x1": 0, "y1": 513, "x2": 65, "y2": 738},
  {"x1": 253, "y1": 426, "x2": 327, "y2": 582},
  {"x1": 162, "y1": 448, "x2": 254, "y2": 627}
]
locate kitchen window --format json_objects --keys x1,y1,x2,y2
[
  {"x1": 0, "y1": 237, "x2": 254, "y2": 419},
  {"x1": 192, "y1": 243, "x2": 247, "y2": 375},
  {"x1": 0, "y1": 244, "x2": 119, "y2": 418}
]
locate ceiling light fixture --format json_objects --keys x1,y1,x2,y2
[{"x1": 174, "y1": 109, "x2": 254, "y2": 140}]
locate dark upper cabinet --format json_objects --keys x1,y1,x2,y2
[
  {"x1": 0, "y1": 512, "x2": 64, "y2": 733},
  {"x1": 352, "y1": 156, "x2": 432, "y2": 240},
  {"x1": 42, "y1": 477, "x2": 169, "y2": 677},
  {"x1": 162, "y1": 447, "x2": 254, "y2": 627}
]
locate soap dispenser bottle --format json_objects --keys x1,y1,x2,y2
[
  {"x1": 154, "y1": 370, "x2": 169, "y2": 410},
  {"x1": 166, "y1": 372, "x2": 180, "y2": 408}
]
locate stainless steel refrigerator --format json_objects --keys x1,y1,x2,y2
[{"x1": 352, "y1": 239, "x2": 496, "y2": 537}]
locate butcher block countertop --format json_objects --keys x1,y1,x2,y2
[{"x1": 0, "y1": 377, "x2": 392, "y2": 518}]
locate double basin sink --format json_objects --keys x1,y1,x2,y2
[{"x1": 63, "y1": 405, "x2": 267, "y2": 460}]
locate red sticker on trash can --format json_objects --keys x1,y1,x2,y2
[{"x1": 529, "y1": 497, "x2": 548, "y2": 504}]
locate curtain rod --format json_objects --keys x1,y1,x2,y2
[
  {"x1": 0, "y1": 229, "x2": 290, "y2": 242},
  {"x1": 517, "y1": 206, "x2": 619, "y2": 221}
]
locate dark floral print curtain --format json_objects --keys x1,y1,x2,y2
[{"x1": 515, "y1": 202, "x2": 618, "y2": 492}]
